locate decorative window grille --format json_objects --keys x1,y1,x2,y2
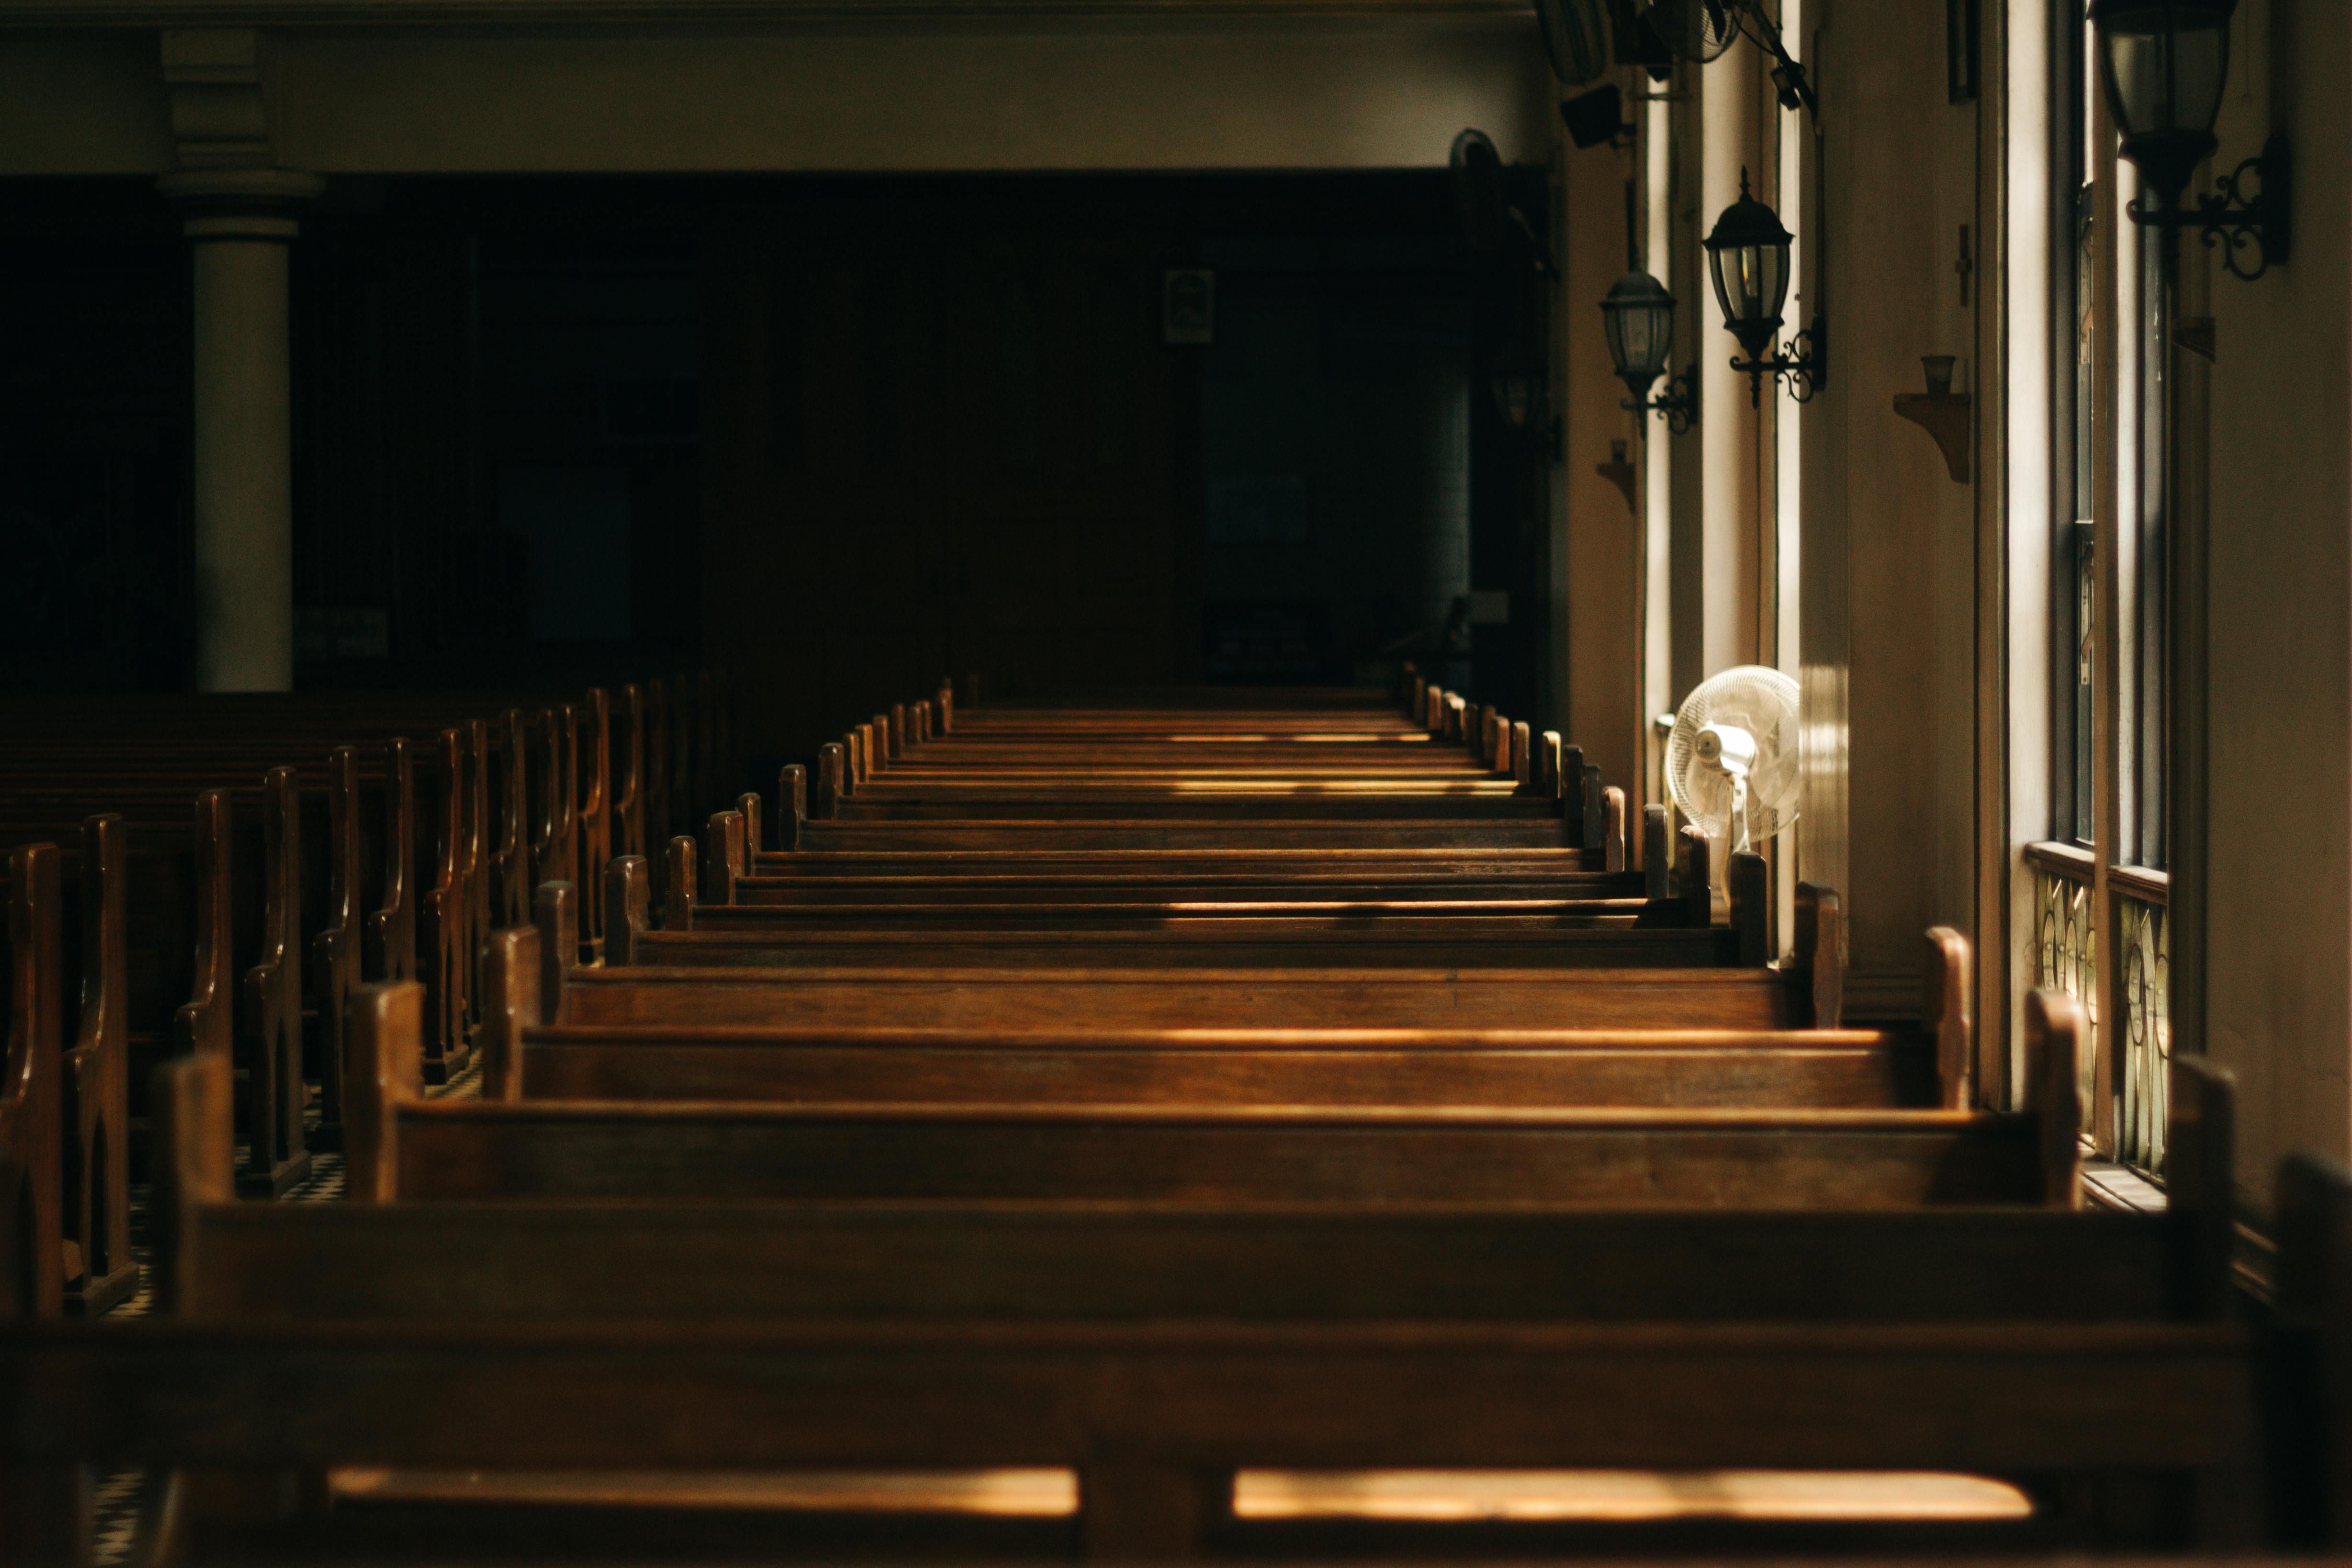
[
  {"x1": 2115, "y1": 884, "x2": 2170, "y2": 1176},
  {"x1": 2029, "y1": 851, "x2": 2097, "y2": 1136}
]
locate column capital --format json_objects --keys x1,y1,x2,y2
[{"x1": 157, "y1": 168, "x2": 326, "y2": 238}]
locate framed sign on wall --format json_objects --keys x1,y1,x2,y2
[{"x1": 1164, "y1": 269, "x2": 1215, "y2": 345}]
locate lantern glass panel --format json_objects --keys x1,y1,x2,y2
[
  {"x1": 2100, "y1": 3, "x2": 2230, "y2": 138},
  {"x1": 1600, "y1": 272, "x2": 1675, "y2": 395},
  {"x1": 1708, "y1": 241, "x2": 1789, "y2": 356},
  {"x1": 1618, "y1": 306, "x2": 1657, "y2": 374},
  {"x1": 1490, "y1": 369, "x2": 1536, "y2": 430},
  {"x1": 2093, "y1": 0, "x2": 2232, "y2": 195}
]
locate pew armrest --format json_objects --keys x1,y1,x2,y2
[
  {"x1": 2168, "y1": 1054, "x2": 2238, "y2": 1318},
  {"x1": 1924, "y1": 927, "x2": 1973, "y2": 1109},
  {"x1": 2023, "y1": 989, "x2": 2086, "y2": 1211},
  {"x1": 343, "y1": 981, "x2": 424, "y2": 1204},
  {"x1": 604, "y1": 857, "x2": 652, "y2": 968},
  {"x1": 2276, "y1": 1153, "x2": 2352, "y2": 1546},
  {"x1": 1789, "y1": 883, "x2": 1845, "y2": 1029}
]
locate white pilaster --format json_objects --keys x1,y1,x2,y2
[{"x1": 157, "y1": 30, "x2": 320, "y2": 692}]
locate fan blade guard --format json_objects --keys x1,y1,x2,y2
[{"x1": 1665, "y1": 664, "x2": 1801, "y2": 843}]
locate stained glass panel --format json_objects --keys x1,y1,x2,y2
[{"x1": 2032, "y1": 865, "x2": 2097, "y2": 1133}]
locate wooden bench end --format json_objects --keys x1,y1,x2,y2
[
  {"x1": 1923, "y1": 926, "x2": 1973, "y2": 1109},
  {"x1": 2022, "y1": 988, "x2": 2086, "y2": 1211},
  {"x1": 1789, "y1": 882, "x2": 1845, "y2": 1029}
]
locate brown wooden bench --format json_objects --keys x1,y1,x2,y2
[
  {"x1": 724, "y1": 780, "x2": 1646, "y2": 903},
  {"x1": 735, "y1": 856, "x2": 1634, "y2": 897},
  {"x1": 568, "y1": 888, "x2": 1838, "y2": 1041},
  {"x1": 1, "y1": 844, "x2": 68, "y2": 1321},
  {"x1": 11, "y1": 1307, "x2": 2268, "y2": 1557},
  {"x1": 561, "y1": 963, "x2": 1840, "y2": 1032},
  {"x1": 586, "y1": 863, "x2": 1813, "y2": 1030},
  {"x1": 0, "y1": 997, "x2": 2287, "y2": 1559},
  {"x1": 337, "y1": 952, "x2": 2047, "y2": 1208},
  {"x1": 801, "y1": 688, "x2": 1619, "y2": 846},
  {"x1": 489, "y1": 911, "x2": 1950, "y2": 1115},
  {"x1": 671, "y1": 813, "x2": 1727, "y2": 962},
  {"x1": 499, "y1": 900, "x2": 1934, "y2": 1109},
  {"x1": 0, "y1": 674, "x2": 732, "y2": 1192},
  {"x1": 0, "y1": 825, "x2": 156, "y2": 1314},
  {"x1": 496, "y1": 1029, "x2": 1946, "y2": 1109}
]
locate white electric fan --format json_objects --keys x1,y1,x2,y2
[{"x1": 1664, "y1": 664, "x2": 1800, "y2": 855}]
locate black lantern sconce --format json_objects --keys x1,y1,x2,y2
[
  {"x1": 2088, "y1": 0, "x2": 2289, "y2": 281},
  {"x1": 1704, "y1": 170, "x2": 1823, "y2": 406},
  {"x1": 1599, "y1": 269, "x2": 1698, "y2": 433},
  {"x1": 1487, "y1": 353, "x2": 1562, "y2": 463}
]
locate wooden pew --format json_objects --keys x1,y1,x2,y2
[
  {"x1": 747, "y1": 761, "x2": 1636, "y2": 894},
  {"x1": 0, "y1": 993, "x2": 2282, "y2": 1557},
  {"x1": 0, "y1": 672, "x2": 710, "y2": 985},
  {"x1": 0, "y1": 675, "x2": 709, "y2": 1183},
  {"x1": 169, "y1": 993, "x2": 2220, "y2": 1333},
  {"x1": 0, "y1": 844, "x2": 65, "y2": 1322},
  {"x1": 738, "y1": 755, "x2": 1636, "y2": 892},
  {"x1": 0, "y1": 829, "x2": 136, "y2": 1320},
  {"x1": 362, "y1": 948, "x2": 2047, "y2": 1207},
  {"x1": 391, "y1": 1099, "x2": 2058, "y2": 1206},
  {"x1": 3, "y1": 726, "x2": 477, "y2": 1141},
  {"x1": 4, "y1": 754, "x2": 416, "y2": 1156},
  {"x1": 58, "y1": 821, "x2": 134, "y2": 1315},
  {"x1": 495, "y1": 1029, "x2": 1946, "y2": 1110},
  {"x1": 787, "y1": 818, "x2": 1597, "y2": 852},
  {"x1": 731, "y1": 868, "x2": 1643, "y2": 904},
  {"x1": 572, "y1": 861, "x2": 1843, "y2": 1032},
  {"x1": 804, "y1": 682, "x2": 1599, "y2": 799},
  {"x1": 564, "y1": 963, "x2": 1843, "y2": 1032},
  {"x1": 589, "y1": 878, "x2": 1819, "y2": 1032},
  {"x1": 492, "y1": 904, "x2": 1933, "y2": 1109},
  {"x1": 800, "y1": 717, "x2": 1621, "y2": 850},
  {"x1": 15, "y1": 1309, "x2": 2262, "y2": 1556},
  {"x1": 671, "y1": 817, "x2": 1730, "y2": 970}
]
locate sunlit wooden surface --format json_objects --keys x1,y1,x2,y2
[{"x1": 332, "y1": 1466, "x2": 2036, "y2": 1524}]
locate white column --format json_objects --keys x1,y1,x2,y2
[
  {"x1": 158, "y1": 170, "x2": 322, "y2": 692},
  {"x1": 1697, "y1": 51, "x2": 1763, "y2": 678}
]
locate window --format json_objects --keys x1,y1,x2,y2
[
  {"x1": 2031, "y1": 4, "x2": 2170, "y2": 1179},
  {"x1": 2052, "y1": 11, "x2": 2095, "y2": 849}
]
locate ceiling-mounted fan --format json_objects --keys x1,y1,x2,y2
[
  {"x1": 1603, "y1": 0, "x2": 1677, "y2": 78},
  {"x1": 1532, "y1": 0, "x2": 1614, "y2": 87},
  {"x1": 1629, "y1": 0, "x2": 1820, "y2": 117},
  {"x1": 1638, "y1": 0, "x2": 1740, "y2": 64}
]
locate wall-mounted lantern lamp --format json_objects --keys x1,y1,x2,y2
[
  {"x1": 1599, "y1": 269, "x2": 1697, "y2": 433},
  {"x1": 1704, "y1": 171, "x2": 1823, "y2": 406},
  {"x1": 1486, "y1": 353, "x2": 1562, "y2": 463},
  {"x1": 2089, "y1": 0, "x2": 2289, "y2": 280}
]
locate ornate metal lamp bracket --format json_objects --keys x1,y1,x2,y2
[
  {"x1": 1731, "y1": 319, "x2": 1827, "y2": 408},
  {"x1": 1624, "y1": 366, "x2": 1700, "y2": 434},
  {"x1": 2128, "y1": 133, "x2": 2293, "y2": 282}
]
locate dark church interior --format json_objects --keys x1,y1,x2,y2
[{"x1": 4, "y1": 0, "x2": 2351, "y2": 1563}]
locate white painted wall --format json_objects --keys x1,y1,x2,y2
[
  {"x1": 1799, "y1": 0, "x2": 1981, "y2": 1018},
  {"x1": 2202, "y1": 0, "x2": 2352, "y2": 1212},
  {"x1": 1558, "y1": 115, "x2": 1644, "y2": 808},
  {"x1": 0, "y1": 16, "x2": 1552, "y2": 175}
]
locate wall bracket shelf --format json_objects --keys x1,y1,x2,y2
[
  {"x1": 1892, "y1": 393, "x2": 1971, "y2": 484},
  {"x1": 1596, "y1": 458, "x2": 1638, "y2": 515}
]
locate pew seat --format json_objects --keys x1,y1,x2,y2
[
  {"x1": 558, "y1": 965, "x2": 1833, "y2": 1031},
  {"x1": 497, "y1": 1026, "x2": 1939, "y2": 1110}
]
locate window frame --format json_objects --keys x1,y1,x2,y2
[{"x1": 2030, "y1": 2, "x2": 2172, "y2": 1180}]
